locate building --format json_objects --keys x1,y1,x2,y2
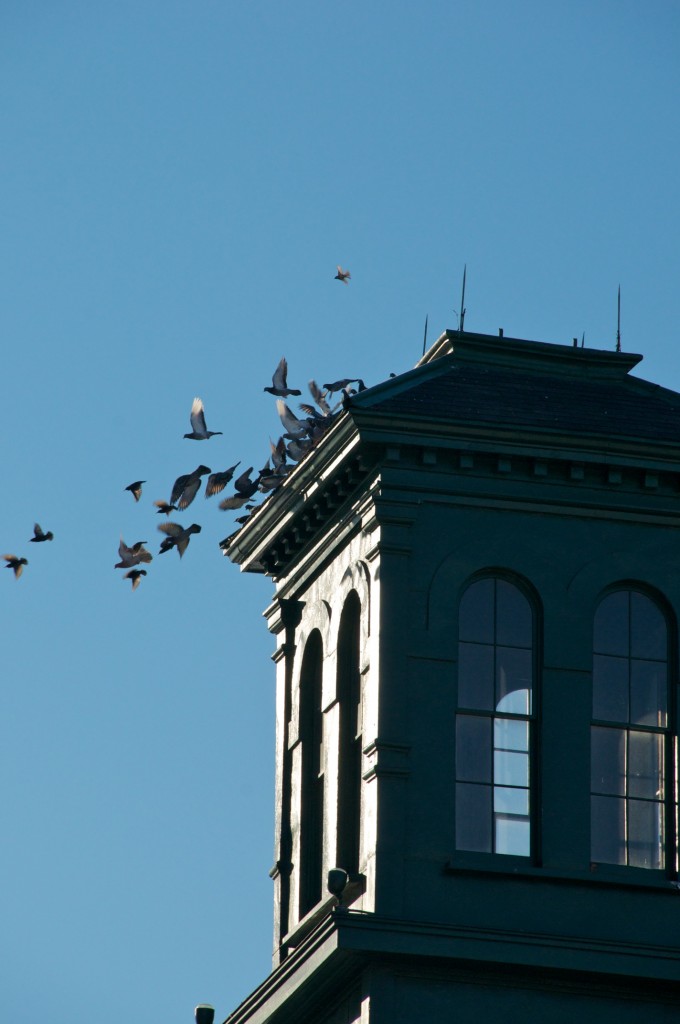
[{"x1": 223, "y1": 330, "x2": 680, "y2": 1023}]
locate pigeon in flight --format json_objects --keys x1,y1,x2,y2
[
  {"x1": 218, "y1": 467, "x2": 260, "y2": 510},
  {"x1": 115, "y1": 538, "x2": 153, "y2": 569},
  {"x1": 4, "y1": 555, "x2": 27, "y2": 579},
  {"x1": 205, "y1": 462, "x2": 242, "y2": 498},
  {"x1": 30, "y1": 523, "x2": 54, "y2": 542},
  {"x1": 307, "y1": 379, "x2": 332, "y2": 417},
  {"x1": 263, "y1": 357, "x2": 301, "y2": 397},
  {"x1": 322, "y1": 378, "x2": 365, "y2": 394},
  {"x1": 154, "y1": 500, "x2": 177, "y2": 516},
  {"x1": 125, "y1": 480, "x2": 146, "y2": 502},
  {"x1": 276, "y1": 399, "x2": 308, "y2": 440},
  {"x1": 124, "y1": 569, "x2": 147, "y2": 591},
  {"x1": 334, "y1": 266, "x2": 351, "y2": 284},
  {"x1": 170, "y1": 465, "x2": 212, "y2": 510},
  {"x1": 184, "y1": 397, "x2": 223, "y2": 440},
  {"x1": 157, "y1": 522, "x2": 202, "y2": 558}
]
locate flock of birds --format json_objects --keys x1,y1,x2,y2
[
  {"x1": 5, "y1": 268, "x2": 367, "y2": 591},
  {"x1": 113, "y1": 357, "x2": 365, "y2": 589}
]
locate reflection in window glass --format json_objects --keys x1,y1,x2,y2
[
  {"x1": 456, "y1": 577, "x2": 535, "y2": 858},
  {"x1": 591, "y1": 589, "x2": 670, "y2": 870}
]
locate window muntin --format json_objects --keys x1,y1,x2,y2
[
  {"x1": 591, "y1": 589, "x2": 670, "y2": 870},
  {"x1": 456, "y1": 577, "x2": 534, "y2": 857}
]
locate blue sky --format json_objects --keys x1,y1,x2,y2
[{"x1": 1, "y1": 3, "x2": 679, "y2": 1022}]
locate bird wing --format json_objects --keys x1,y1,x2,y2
[
  {"x1": 276, "y1": 399, "x2": 307, "y2": 438},
  {"x1": 118, "y1": 537, "x2": 134, "y2": 560},
  {"x1": 272, "y1": 356, "x2": 288, "y2": 390},
  {"x1": 308, "y1": 379, "x2": 331, "y2": 415},
  {"x1": 170, "y1": 473, "x2": 189, "y2": 505},
  {"x1": 219, "y1": 493, "x2": 249, "y2": 510},
  {"x1": 33, "y1": 523, "x2": 44, "y2": 539},
  {"x1": 178, "y1": 477, "x2": 202, "y2": 509},
  {"x1": 190, "y1": 397, "x2": 208, "y2": 435},
  {"x1": 158, "y1": 522, "x2": 183, "y2": 539}
]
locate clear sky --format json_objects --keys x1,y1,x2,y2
[{"x1": 1, "y1": 3, "x2": 679, "y2": 1022}]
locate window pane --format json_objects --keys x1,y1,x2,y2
[
  {"x1": 495, "y1": 748, "x2": 529, "y2": 788},
  {"x1": 630, "y1": 660, "x2": 667, "y2": 728},
  {"x1": 494, "y1": 717, "x2": 529, "y2": 754},
  {"x1": 459, "y1": 580, "x2": 494, "y2": 643},
  {"x1": 458, "y1": 642, "x2": 494, "y2": 711},
  {"x1": 495, "y1": 815, "x2": 530, "y2": 857},
  {"x1": 496, "y1": 647, "x2": 532, "y2": 712},
  {"x1": 591, "y1": 727, "x2": 625, "y2": 795},
  {"x1": 628, "y1": 731, "x2": 664, "y2": 801},
  {"x1": 592, "y1": 654, "x2": 628, "y2": 722},
  {"x1": 594, "y1": 592, "x2": 629, "y2": 656},
  {"x1": 494, "y1": 785, "x2": 529, "y2": 816},
  {"x1": 630, "y1": 592, "x2": 666, "y2": 660},
  {"x1": 628, "y1": 799, "x2": 663, "y2": 869},
  {"x1": 456, "y1": 715, "x2": 491, "y2": 783},
  {"x1": 591, "y1": 795, "x2": 626, "y2": 864},
  {"x1": 456, "y1": 783, "x2": 492, "y2": 852},
  {"x1": 496, "y1": 581, "x2": 532, "y2": 647}
]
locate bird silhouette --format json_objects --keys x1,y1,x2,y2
[
  {"x1": 115, "y1": 538, "x2": 153, "y2": 569},
  {"x1": 263, "y1": 357, "x2": 301, "y2": 397},
  {"x1": 153, "y1": 500, "x2": 177, "y2": 516},
  {"x1": 218, "y1": 467, "x2": 260, "y2": 509},
  {"x1": 157, "y1": 522, "x2": 202, "y2": 558},
  {"x1": 3, "y1": 555, "x2": 28, "y2": 578},
  {"x1": 322, "y1": 377, "x2": 363, "y2": 393},
  {"x1": 124, "y1": 569, "x2": 147, "y2": 591},
  {"x1": 184, "y1": 398, "x2": 223, "y2": 440},
  {"x1": 205, "y1": 462, "x2": 242, "y2": 498},
  {"x1": 125, "y1": 480, "x2": 146, "y2": 502},
  {"x1": 170, "y1": 465, "x2": 212, "y2": 510},
  {"x1": 334, "y1": 266, "x2": 351, "y2": 284},
  {"x1": 30, "y1": 523, "x2": 54, "y2": 542}
]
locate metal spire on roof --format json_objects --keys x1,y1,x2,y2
[
  {"x1": 457, "y1": 264, "x2": 467, "y2": 331},
  {"x1": 422, "y1": 314, "x2": 429, "y2": 356},
  {"x1": 616, "y1": 285, "x2": 621, "y2": 352}
]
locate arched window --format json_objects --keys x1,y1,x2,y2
[
  {"x1": 299, "y1": 631, "x2": 324, "y2": 916},
  {"x1": 591, "y1": 589, "x2": 673, "y2": 870},
  {"x1": 455, "y1": 576, "x2": 535, "y2": 857},
  {"x1": 336, "y1": 591, "x2": 362, "y2": 876}
]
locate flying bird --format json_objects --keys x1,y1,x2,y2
[
  {"x1": 124, "y1": 569, "x2": 147, "y2": 591},
  {"x1": 263, "y1": 357, "x2": 301, "y2": 397},
  {"x1": 170, "y1": 465, "x2": 212, "y2": 510},
  {"x1": 334, "y1": 266, "x2": 351, "y2": 284},
  {"x1": 205, "y1": 462, "x2": 242, "y2": 498},
  {"x1": 4, "y1": 555, "x2": 27, "y2": 578},
  {"x1": 276, "y1": 399, "x2": 308, "y2": 439},
  {"x1": 30, "y1": 523, "x2": 53, "y2": 542},
  {"x1": 115, "y1": 538, "x2": 153, "y2": 569},
  {"x1": 157, "y1": 522, "x2": 202, "y2": 558},
  {"x1": 153, "y1": 500, "x2": 177, "y2": 516},
  {"x1": 125, "y1": 480, "x2": 146, "y2": 502},
  {"x1": 184, "y1": 397, "x2": 223, "y2": 440},
  {"x1": 322, "y1": 378, "x2": 364, "y2": 394},
  {"x1": 218, "y1": 467, "x2": 260, "y2": 510},
  {"x1": 307, "y1": 379, "x2": 332, "y2": 416}
]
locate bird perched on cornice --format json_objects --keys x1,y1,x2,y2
[
  {"x1": 170, "y1": 465, "x2": 212, "y2": 510},
  {"x1": 30, "y1": 523, "x2": 53, "y2": 542},
  {"x1": 184, "y1": 397, "x2": 222, "y2": 440},
  {"x1": 264, "y1": 357, "x2": 301, "y2": 397},
  {"x1": 3, "y1": 554, "x2": 27, "y2": 578},
  {"x1": 334, "y1": 266, "x2": 350, "y2": 284},
  {"x1": 115, "y1": 538, "x2": 153, "y2": 569},
  {"x1": 124, "y1": 569, "x2": 147, "y2": 591},
  {"x1": 157, "y1": 522, "x2": 202, "y2": 558},
  {"x1": 125, "y1": 480, "x2": 146, "y2": 502},
  {"x1": 205, "y1": 462, "x2": 242, "y2": 498}
]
